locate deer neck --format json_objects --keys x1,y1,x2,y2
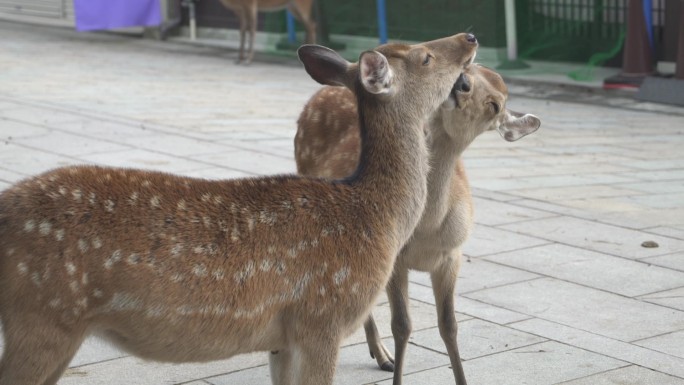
[
  {"x1": 351, "y1": 93, "x2": 430, "y2": 246},
  {"x1": 421, "y1": 113, "x2": 474, "y2": 225}
]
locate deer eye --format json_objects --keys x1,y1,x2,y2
[
  {"x1": 422, "y1": 53, "x2": 433, "y2": 66},
  {"x1": 488, "y1": 102, "x2": 501, "y2": 114}
]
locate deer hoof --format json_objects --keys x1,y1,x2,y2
[{"x1": 380, "y1": 361, "x2": 395, "y2": 372}]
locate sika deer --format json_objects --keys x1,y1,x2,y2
[
  {"x1": 295, "y1": 64, "x2": 540, "y2": 385},
  {"x1": 218, "y1": 0, "x2": 316, "y2": 64},
  {"x1": 0, "y1": 34, "x2": 478, "y2": 385}
]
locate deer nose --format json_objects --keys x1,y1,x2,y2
[
  {"x1": 466, "y1": 33, "x2": 477, "y2": 44},
  {"x1": 454, "y1": 73, "x2": 471, "y2": 92}
]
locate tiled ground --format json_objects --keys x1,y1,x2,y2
[{"x1": 1, "y1": 20, "x2": 684, "y2": 385}]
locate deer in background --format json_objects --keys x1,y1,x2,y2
[
  {"x1": 0, "y1": 34, "x2": 477, "y2": 385},
  {"x1": 218, "y1": 0, "x2": 317, "y2": 64},
  {"x1": 295, "y1": 64, "x2": 541, "y2": 385}
]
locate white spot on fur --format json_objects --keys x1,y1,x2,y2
[
  {"x1": 213, "y1": 196, "x2": 223, "y2": 205},
  {"x1": 212, "y1": 269, "x2": 225, "y2": 280},
  {"x1": 49, "y1": 298, "x2": 62, "y2": 308},
  {"x1": 70, "y1": 281, "x2": 79, "y2": 293},
  {"x1": 150, "y1": 196, "x2": 161, "y2": 208},
  {"x1": 31, "y1": 272, "x2": 42, "y2": 287},
  {"x1": 129, "y1": 192, "x2": 139, "y2": 205},
  {"x1": 72, "y1": 189, "x2": 82, "y2": 202},
  {"x1": 351, "y1": 282, "x2": 361, "y2": 293},
  {"x1": 287, "y1": 247, "x2": 297, "y2": 258},
  {"x1": 58, "y1": 186, "x2": 67, "y2": 196},
  {"x1": 260, "y1": 259, "x2": 273, "y2": 272},
  {"x1": 104, "y1": 250, "x2": 122, "y2": 269},
  {"x1": 202, "y1": 216, "x2": 212, "y2": 228},
  {"x1": 234, "y1": 260, "x2": 255, "y2": 284},
  {"x1": 54, "y1": 229, "x2": 65, "y2": 241},
  {"x1": 104, "y1": 200, "x2": 115, "y2": 212},
  {"x1": 231, "y1": 227, "x2": 240, "y2": 242},
  {"x1": 171, "y1": 244, "x2": 183, "y2": 257},
  {"x1": 81, "y1": 273, "x2": 89, "y2": 285},
  {"x1": 177, "y1": 200, "x2": 187, "y2": 211},
  {"x1": 334, "y1": 266, "x2": 350, "y2": 286},
  {"x1": 319, "y1": 286, "x2": 326, "y2": 296},
  {"x1": 201, "y1": 193, "x2": 211, "y2": 202},
  {"x1": 93, "y1": 289, "x2": 104, "y2": 298},
  {"x1": 88, "y1": 192, "x2": 97, "y2": 205},
  {"x1": 65, "y1": 262, "x2": 77, "y2": 276},
  {"x1": 142, "y1": 180, "x2": 151, "y2": 188},
  {"x1": 78, "y1": 239, "x2": 89, "y2": 253},
  {"x1": 76, "y1": 297, "x2": 88, "y2": 308},
  {"x1": 193, "y1": 264, "x2": 208, "y2": 277},
  {"x1": 170, "y1": 273, "x2": 184, "y2": 283},
  {"x1": 259, "y1": 210, "x2": 277, "y2": 225},
  {"x1": 38, "y1": 221, "x2": 52, "y2": 236},
  {"x1": 127, "y1": 253, "x2": 141, "y2": 265},
  {"x1": 92, "y1": 237, "x2": 103, "y2": 249},
  {"x1": 24, "y1": 220, "x2": 36, "y2": 232},
  {"x1": 17, "y1": 262, "x2": 28, "y2": 275}
]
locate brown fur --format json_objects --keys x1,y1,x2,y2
[
  {"x1": 0, "y1": 34, "x2": 478, "y2": 385},
  {"x1": 218, "y1": 0, "x2": 316, "y2": 64},
  {"x1": 295, "y1": 64, "x2": 541, "y2": 385}
]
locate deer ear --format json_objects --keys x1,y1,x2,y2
[
  {"x1": 359, "y1": 50, "x2": 393, "y2": 94},
  {"x1": 496, "y1": 109, "x2": 541, "y2": 142},
  {"x1": 298, "y1": 45, "x2": 354, "y2": 88}
]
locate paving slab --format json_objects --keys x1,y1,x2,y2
[
  {"x1": 633, "y1": 329, "x2": 684, "y2": 359},
  {"x1": 59, "y1": 353, "x2": 269, "y2": 385},
  {"x1": 376, "y1": 341, "x2": 625, "y2": 385},
  {"x1": 410, "y1": 318, "x2": 546, "y2": 360},
  {"x1": 409, "y1": 258, "x2": 540, "y2": 295},
  {"x1": 641, "y1": 252, "x2": 684, "y2": 272},
  {"x1": 510, "y1": 318, "x2": 684, "y2": 379},
  {"x1": 500, "y1": 216, "x2": 684, "y2": 259},
  {"x1": 465, "y1": 278, "x2": 684, "y2": 342},
  {"x1": 557, "y1": 365, "x2": 684, "y2": 385},
  {"x1": 462, "y1": 224, "x2": 550, "y2": 258},
  {"x1": 471, "y1": 197, "x2": 557, "y2": 226},
  {"x1": 485, "y1": 243, "x2": 684, "y2": 297},
  {"x1": 637, "y1": 286, "x2": 684, "y2": 311}
]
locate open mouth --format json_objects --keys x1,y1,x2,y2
[{"x1": 450, "y1": 72, "x2": 471, "y2": 108}]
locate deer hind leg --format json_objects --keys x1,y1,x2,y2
[
  {"x1": 269, "y1": 349, "x2": 295, "y2": 385},
  {"x1": 363, "y1": 314, "x2": 394, "y2": 372},
  {"x1": 244, "y1": 3, "x2": 258, "y2": 64},
  {"x1": 431, "y1": 250, "x2": 467, "y2": 385},
  {"x1": 387, "y1": 266, "x2": 411, "y2": 385},
  {"x1": 234, "y1": 7, "x2": 247, "y2": 63},
  {"x1": 0, "y1": 316, "x2": 86, "y2": 385},
  {"x1": 287, "y1": 1, "x2": 316, "y2": 44}
]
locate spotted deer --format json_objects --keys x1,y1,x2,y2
[
  {"x1": 0, "y1": 34, "x2": 478, "y2": 385},
  {"x1": 218, "y1": 0, "x2": 316, "y2": 64},
  {"x1": 295, "y1": 64, "x2": 541, "y2": 385}
]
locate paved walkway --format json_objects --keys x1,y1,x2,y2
[{"x1": 1, "y1": 20, "x2": 684, "y2": 385}]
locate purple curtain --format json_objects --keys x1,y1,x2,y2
[{"x1": 74, "y1": 0, "x2": 162, "y2": 32}]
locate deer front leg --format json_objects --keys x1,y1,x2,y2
[
  {"x1": 269, "y1": 349, "x2": 295, "y2": 385},
  {"x1": 363, "y1": 314, "x2": 395, "y2": 372},
  {"x1": 0, "y1": 317, "x2": 86, "y2": 385},
  {"x1": 293, "y1": 337, "x2": 340, "y2": 385},
  {"x1": 287, "y1": 1, "x2": 316, "y2": 44},
  {"x1": 430, "y1": 250, "x2": 467, "y2": 385},
  {"x1": 387, "y1": 266, "x2": 411, "y2": 385}
]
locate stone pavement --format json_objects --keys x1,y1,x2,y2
[{"x1": 1, "y1": 20, "x2": 684, "y2": 385}]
